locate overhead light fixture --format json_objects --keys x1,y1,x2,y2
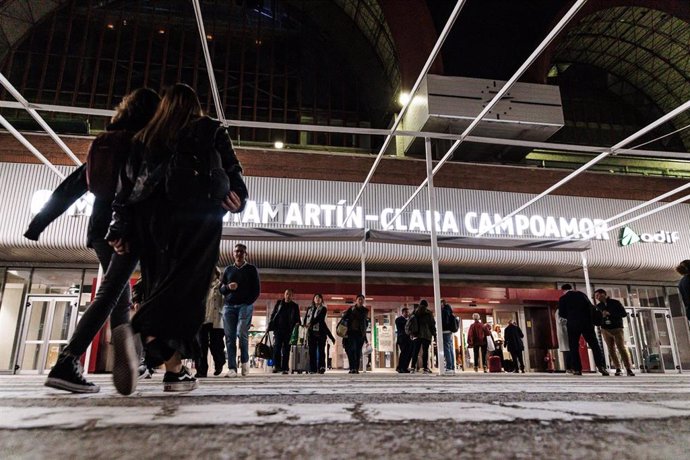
[
  {"x1": 461, "y1": 299, "x2": 473, "y2": 303},
  {"x1": 274, "y1": 141, "x2": 284, "y2": 149},
  {"x1": 488, "y1": 300, "x2": 500, "y2": 304},
  {"x1": 206, "y1": 34, "x2": 214, "y2": 41},
  {"x1": 331, "y1": 296, "x2": 344, "y2": 300},
  {"x1": 365, "y1": 297, "x2": 373, "y2": 301},
  {"x1": 106, "y1": 23, "x2": 115, "y2": 30},
  {"x1": 158, "y1": 29, "x2": 165, "y2": 34},
  {"x1": 398, "y1": 92, "x2": 410, "y2": 106}
]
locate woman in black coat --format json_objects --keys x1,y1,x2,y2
[
  {"x1": 304, "y1": 294, "x2": 335, "y2": 374},
  {"x1": 342, "y1": 294, "x2": 369, "y2": 374},
  {"x1": 504, "y1": 319, "x2": 525, "y2": 373},
  {"x1": 107, "y1": 83, "x2": 247, "y2": 392}
]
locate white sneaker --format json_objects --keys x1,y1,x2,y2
[
  {"x1": 241, "y1": 363, "x2": 249, "y2": 376},
  {"x1": 443, "y1": 369, "x2": 456, "y2": 376},
  {"x1": 225, "y1": 369, "x2": 238, "y2": 378}
]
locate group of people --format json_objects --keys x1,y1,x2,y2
[
  {"x1": 466, "y1": 314, "x2": 526, "y2": 373},
  {"x1": 266, "y1": 290, "x2": 336, "y2": 374},
  {"x1": 557, "y1": 284, "x2": 634, "y2": 376},
  {"x1": 26, "y1": 84, "x2": 249, "y2": 394}
]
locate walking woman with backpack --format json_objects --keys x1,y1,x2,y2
[
  {"x1": 25, "y1": 88, "x2": 160, "y2": 395},
  {"x1": 106, "y1": 83, "x2": 248, "y2": 392}
]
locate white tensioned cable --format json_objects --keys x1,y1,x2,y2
[
  {"x1": 565, "y1": 180, "x2": 690, "y2": 240},
  {"x1": 586, "y1": 193, "x2": 690, "y2": 241},
  {"x1": 344, "y1": 0, "x2": 468, "y2": 225},
  {"x1": 0, "y1": 114, "x2": 65, "y2": 178},
  {"x1": 383, "y1": 0, "x2": 589, "y2": 230},
  {"x1": 1, "y1": 100, "x2": 687, "y2": 159},
  {"x1": 475, "y1": 98, "x2": 690, "y2": 238},
  {"x1": 192, "y1": 0, "x2": 225, "y2": 121},
  {"x1": 0, "y1": 72, "x2": 81, "y2": 166}
]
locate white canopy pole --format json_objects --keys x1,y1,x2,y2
[
  {"x1": 191, "y1": 0, "x2": 225, "y2": 121},
  {"x1": 0, "y1": 72, "x2": 81, "y2": 165},
  {"x1": 425, "y1": 137, "x2": 445, "y2": 375},
  {"x1": 345, "y1": 0, "x2": 468, "y2": 223},
  {"x1": 0, "y1": 114, "x2": 65, "y2": 178},
  {"x1": 476, "y1": 98, "x2": 690, "y2": 237},
  {"x1": 384, "y1": 0, "x2": 589, "y2": 229}
]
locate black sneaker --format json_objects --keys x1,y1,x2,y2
[
  {"x1": 45, "y1": 354, "x2": 100, "y2": 394},
  {"x1": 598, "y1": 367, "x2": 610, "y2": 376},
  {"x1": 213, "y1": 365, "x2": 224, "y2": 376},
  {"x1": 111, "y1": 324, "x2": 138, "y2": 396},
  {"x1": 163, "y1": 366, "x2": 198, "y2": 392},
  {"x1": 615, "y1": 369, "x2": 622, "y2": 376},
  {"x1": 626, "y1": 368, "x2": 635, "y2": 377}
]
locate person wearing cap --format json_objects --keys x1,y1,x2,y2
[{"x1": 409, "y1": 299, "x2": 436, "y2": 374}]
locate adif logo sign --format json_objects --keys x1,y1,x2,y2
[{"x1": 619, "y1": 226, "x2": 679, "y2": 246}]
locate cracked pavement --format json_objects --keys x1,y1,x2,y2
[{"x1": 0, "y1": 372, "x2": 689, "y2": 459}]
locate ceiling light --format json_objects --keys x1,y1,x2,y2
[
  {"x1": 158, "y1": 29, "x2": 165, "y2": 34},
  {"x1": 274, "y1": 141, "x2": 284, "y2": 149},
  {"x1": 365, "y1": 297, "x2": 373, "y2": 301},
  {"x1": 206, "y1": 34, "x2": 213, "y2": 41},
  {"x1": 398, "y1": 92, "x2": 410, "y2": 106},
  {"x1": 488, "y1": 300, "x2": 500, "y2": 304},
  {"x1": 106, "y1": 23, "x2": 115, "y2": 30},
  {"x1": 461, "y1": 299, "x2": 473, "y2": 303},
  {"x1": 331, "y1": 296, "x2": 344, "y2": 300}
]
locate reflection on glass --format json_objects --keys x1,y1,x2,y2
[
  {"x1": 30, "y1": 269, "x2": 83, "y2": 295},
  {"x1": 21, "y1": 344, "x2": 41, "y2": 370},
  {"x1": 0, "y1": 269, "x2": 31, "y2": 370},
  {"x1": 50, "y1": 301, "x2": 73, "y2": 341},
  {"x1": 640, "y1": 310, "x2": 662, "y2": 372},
  {"x1": 26, "y1": 301, "x2": 49, "y2": 341}
]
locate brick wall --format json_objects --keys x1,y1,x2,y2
[{"x1": 0, "y1": 132, "x2": 686, "y2": 202}]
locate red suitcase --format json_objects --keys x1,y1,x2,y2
[{"x1": 488, "y1": 355, "x2": 502, "y2": 373}]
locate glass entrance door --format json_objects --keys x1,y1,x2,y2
[
  {"x1": 16, "y1": 295, "x2": 79, "y2": 374},
  {"x1": 628, "y1": 308, "x2": 680, "y2": 373}
]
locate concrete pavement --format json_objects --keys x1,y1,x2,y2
[{"x1": 1, "y1": 371, "x2": 689, "y2": 459}]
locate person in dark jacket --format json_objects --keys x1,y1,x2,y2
[
  {"x1": 304, "y1": 294, "x2": 334, "y2": 374},
  {"x1": 342, "y1": 294, "x2": 369, "y2": 374},
  {"x1": 220, "y1": 243, "x2": 260, "y2": 377},
  {"x1": 395, "y1": 307, "x2": 413, "y2": 373},
  {"x1": 441, "y1": 301, "x2": 456, "y2": 373},
  {"x1": 676, "y1": 260, "x2": 690, "y2": 323},
  {"x1": 594, "y1": 289, "x2": 634, "y2": 376},
  {"x1": 409, "y1": 299, "x2": 436, "y2": 374},
  {"x1": 467, "y1": 313, "x2": 487, "y2": 372},
  {"x1": 269, "y1": 289, "x2": 301, "y2": 374},
  {"x1": 107, "y1": 84, "x2": 248, "y2": 392},
  {"x1": 503, "y1": 319, "x2": 525, "y2": 373},
  {"x1": 558, "y1": 284, "x2": 609, "y2": 376},
  {"x1": 24, "y1": 88, "x2": 160, "y2": 395}
]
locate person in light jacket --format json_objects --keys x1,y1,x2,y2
[{"x1": 195, "y1": 267, "x2": 226, "y2": 377}]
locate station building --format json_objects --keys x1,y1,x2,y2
[{"x1": 0, "y1": 0, "x2": 689, "y2": 374}]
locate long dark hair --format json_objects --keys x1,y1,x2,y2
[
  {"x1": 108, "y1": 88, "x2": 160, "y2": 132},
  {"x1": 134, "y1": 83, "x2": 203, "y2": 151}
]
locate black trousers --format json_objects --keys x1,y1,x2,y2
[
  {"x1": 273, "y1": 331, "x2": 292, "y2": 371},
  {"x1": 396, "y1": 334, "x2": 413, "y2": 371},
  {"x1": 412, "y1": 338, "x2": 431, "y2": 370},
  {"x1": 510, "y1": 350, "x2": 525, "y2": 371},
  {"x1": 195, "y1": 323, "x2": 226, "y2": 373},
  {"x1": 308, "y1": 333, "x2": 327, "y2": 372},
  {"x1": 567, "y1": 322, "x2": 606, "y2": 372},
  {"x1": 344, "y1": 335, "x2": 365, "y2": 371},
  {"x1": 473, "y1": 344, "x2": 488, "y2": 369}
]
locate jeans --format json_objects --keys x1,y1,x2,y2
[
  {"x1": 195, "y1": 323, "x2": 226, "y2": 374},
  {"x1": 443, "y1": 332, "x2": 455, "y2": 370},
  {"x1": 223, "y1": 303, "x2": 254, "y2": 368},
  {"x1": 567, "y1": 322, "x2": 606, "y2": 372},
  {"x1": 601, "y1": 328, "x2": 632, "y2": 370},
  {"x1": 412, "y1": 338, "x2": 431, "y2": 370},
  {"x1": 273, "y1": 331, "x2": 292, "y2": 372},
  {"x1": 308, "y1": 333, "x2": 327, "y2": 372},
  {"x1": 344, "y1": 335, "x2": 365, "y2": 371},
  {"x1": 63, "y1": 238, "x2": 139, "y2": 357}
]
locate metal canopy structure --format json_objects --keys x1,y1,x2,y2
[
  {"x1": 554, "y1": 6, "x2": 690, "y2": 151},
  {"x1": 2, "y1": 0, "x2": 690, "y2": 373}
]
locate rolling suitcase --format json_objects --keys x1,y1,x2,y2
[
  {"x1": 488, "y1": 355, "x2": 502, "y2": 373},
  {"x1": 290, "y1": 343, "x2": 310, "y2": 374}
]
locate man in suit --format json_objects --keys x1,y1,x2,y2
[{"x1": 558, "y1": 284, "x2": 609, "y2": 376}]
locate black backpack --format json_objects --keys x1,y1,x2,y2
[
  {"x1": 405, "y1": 314, "x2": 419, "y2": 336},
  {"x1": 164, "y1": 119, "x2": 230, "y2": 203}
]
